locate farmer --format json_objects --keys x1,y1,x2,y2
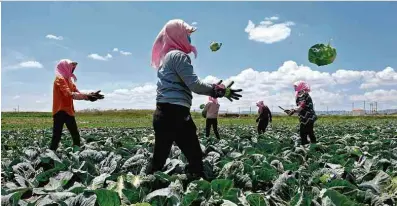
[
  {"x1": 205, "y1": 97, "x2": 220, "y2": 139},
  {"x1": 50, "y1": 59, "x2": 104, "y2": 151},
  {"x1": 256, "y1": 101, "x2": 272, "y2": 134},
  {"x1": 149, "y1": 19, "x2": 242, "y2": 178},
  {"x1": 287, "y1": 81, "x2": 317, "y2": 145}
]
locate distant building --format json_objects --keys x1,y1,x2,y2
[{"x1": 352, "y1": 109, "x2": 365, "y2": 116}]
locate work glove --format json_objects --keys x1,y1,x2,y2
[
  {"x1": 287, "y1": 109, "x2": 296, "y2": 116},
  {"x1": 213, "y1": 80, "x2": 243, "y2": 102},
  {"x1": 91, "y1": 90, "x2": 104, "y2": 99},
  {"x1": 86, "y1": 90, "x2": 104, "y2": 102}
]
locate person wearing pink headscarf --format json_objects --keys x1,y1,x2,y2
[
  {"x1": 148, "y1": 19, "x2": 242, "y2": 179},
  {"x1": 204, "y1": 97, "x2": 220, "y2": 139},
  {"x1": 287, "y1": 81, "x2": 317, "y2": 145},
  {"x1": 256, "y1": 101, "x2": 272, "y2": 134},
  {"x1": 50, "y1": 59, "x2": 104, "y2": 151}
]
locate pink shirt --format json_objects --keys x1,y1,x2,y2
[{"x1": 205, "y1": 102, "x2": 220, "y2": 119}]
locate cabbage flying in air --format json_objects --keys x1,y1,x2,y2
[
  {"x1": 308, "y1": 42, "x2": 337, "y2": 66},
  {"x1": 210, "y1": 41, "x2": 222, "y2": 52}
]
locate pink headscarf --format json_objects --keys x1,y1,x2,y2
[
  {"x1": 55, "y1": 59, "x2": 77, "y2": 82},
  {"x1": 208, "y1": 96, "x2": 219, "y2": 105},
  {"x1": 256, "y1": 100, "x2": 265, "y2": 113},
  {"x1": 294, "y1": 80, "x2": 311, "y2": 97},
  {"x1": 151, "y1": 19, "x2": 198, "y2": 69}
]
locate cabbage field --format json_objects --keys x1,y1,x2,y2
[{"x1": 1, "y1": 118, "x2": 397, "y2": 206}]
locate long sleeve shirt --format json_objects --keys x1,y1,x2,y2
[
  {"x1": 156, "y1": 50, "x2": 214, "y2": 108},
  {"x1": 257, "y1": 106, "x2": 272, "y2": 122},
  {"x1": 295, "y1": 93, "x2": 317, "y2": 125},
  {"x1": 205, "y1": 102, "x2": 220, "y2": 119},
  {"x1": 53, "y1": 76, "x2": 87, "y2": 116}
]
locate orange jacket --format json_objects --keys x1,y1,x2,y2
[{"x1": 52, "y1": 76, "x2": 80, "y2": 116}]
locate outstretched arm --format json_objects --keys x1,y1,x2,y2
[
  {"x1": 56, "y1": 78, "x2": 88, "y2": 100},
  {"x1": 174, "y1": 53, "x2": 215, "y2": 96}
]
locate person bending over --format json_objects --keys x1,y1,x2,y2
[{"x1": 256, "y1": 101, "x2": 272, "y2": 134}]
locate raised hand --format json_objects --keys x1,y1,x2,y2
[
  {"x1": 213, "y1": 80, "x2": 243, "y2": 102},
  {"x1": 224, "y1": 81, "x2": 243, "y2": 102}
]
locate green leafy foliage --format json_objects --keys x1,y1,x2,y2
[
  {"x1": 92, "y1": 189, "x2": 121, "y2": 206},
  {"x1": 210, "y1": 41, "x2": 222, "y2": 52},
  {"x1": 308, "y1": 43, "x2": 337, "y2": 66},
  {"x1": 1, "y1": 119, "x2": 396, "y2": 205},
  {"x1": 246, "y1": 193, "x2": 268, "y2": 206}
]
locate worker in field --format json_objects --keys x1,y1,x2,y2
[
  {"x1": 256, "y1": 101, "x2": 272, "y2": 134},
  {"x1": 50, "y1": 59, "x2": 104, "y2": 151},
  {"x1": 286, "y1": 81, "x2": 317, "y2": 145},
  {"x1": 204, "y1": 97, "x2": 221, "y2": 139},
  {"x1": 148, "y1": 19, "x2": 243, "y2": 178}
]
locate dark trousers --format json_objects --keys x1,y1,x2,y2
[
  {"x1": 50, "y1": 111, "x2": 81, "y2": 151},
  {"x1": 299, "y1": 121, "x2": 316, "y2": 145},
  {"x1": 205, "y1": 118, "x2": 220, "y2": 139},
  {"x1": 150, "y1": 103, "x2": 204, "y2": 176},
  {"x1": 257, "y1": 119, "x2": 268, "y2": 134}
]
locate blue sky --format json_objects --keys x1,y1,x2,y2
[{"x1": 2, "y1": 2, "x2": 397, "y2": 112}]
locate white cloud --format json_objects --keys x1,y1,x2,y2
[
  {"x1": 87, "y1": 53, "x2": 113, "y2": 61},
  {"x1": 331, "y1": 67, "x2": 397, "y2": 89},
  {"x1": 83, "y1": 61, "x2": 395, "y2": 112},
  {"x1": 191, "y1": 22, "x2": 198, "y2": 25},
  {"x1": 13, "y1": 95, "x2": 20, "y2": 100},
  {"x1": 18, "y1": 61, "x2": 43, "y2": 69},
  {"x1": 45, "y1": 34, "x2": 63, "y2": 40},
  {"x1": 259, "y1": 20, "x2": 273, "y2": 26},
  {"x1": 265, "y1": 16, "x2": 279, "y2": 21},
  {"x1": 4, "y1": 61, "x2": 44, "y2": 70},
  {"x1": 244, "y1": 17, "x2": 295, "y2": 44},
  {"x1": 350, "y1": 89, "x2": 397, "y2": 102},
  {"x1": 120, "y1": 51, "x2": 132, "y2": 56},
  {"x1": 19, "y1": 61, "x2": 44, "y2": 68},
  {"x1": 5, "y1": 60, "x2": 396, "y2": 112},
  {"x1": 72, "y1": 61, "x2": 356, "y2": 112},
  {"x1": 111, "y1": 48, "x2": 132, "y2": 56},
  {"x1": 332, "y1": 70, "x2": 363, "y2": 84}
]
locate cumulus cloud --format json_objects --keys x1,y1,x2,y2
[
  {"x1": 83, "y1": 61, "x2": 396, "y2": 112},
  {"x1": 265, "y1": 16, "x2": 279, "y2": 21},
  {"x1": 244, "y1": 17, "x2": 295, "y2": 44},
  {"x1": 332, "y1": 67, "x2": 397, "y2": 89},
  {"x1": 18, "y1": 61, "x2": 43, "y2": 68},
  {"x1": 4, "y1": 61, "x2": 44, "y2": 70},
  {"x1": 120, "y1": 51, "x2": 132, "y2": 56},
  {"x1": 112, "y1": 48, "x2": 132, "y2": 56},
  {"x1": 87, "y1": 53, "x2": 113, "y2": 61},
  {"x1": 45, "y1": 34, "x2": 63, "y2": 40},
  {"x1": 8, "y1": 60, "x2": 394, "y2": 112},
  {"x1": 350, "y1": 89, "x2": 397, "y2": 103},
  {"x1": 75, "y1": 60, "x2": 374, "y2": 112}
]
